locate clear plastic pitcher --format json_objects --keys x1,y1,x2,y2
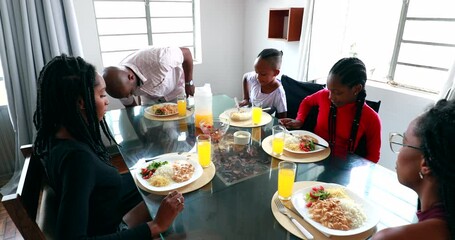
[{"x1": 194, "y1": 84, "x2": 213, "y2": 128}]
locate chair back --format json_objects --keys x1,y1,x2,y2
[
  {"x1": 1, "y1": 145, "x2": 56, "y2": 240},
  {"x1": 281, "y1": 75, "x2": 325, "y2": 131}
]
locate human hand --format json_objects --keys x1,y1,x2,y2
[
  {"x1": 148, "y1": 191, "x2": 184, "y2": 236},
  {"x1": 279, "y1": 118, "x2": 303, "y2": 130},
  {"x1": 185, "y1": 85, "x2": 195, "y2": 96},
  {"x1": 239, "y1": 99, "x2": 250, "y2": 107}
]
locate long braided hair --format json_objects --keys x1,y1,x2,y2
[
  {"x1": 414, "y1": 99, "x2": 455, "y2": 239},
  {"x1": 327, "y1": 57, "x2": 367, "y2": 153},
  {"x1": 33, "y1": 54, "x2": 115, "y2": 163}
]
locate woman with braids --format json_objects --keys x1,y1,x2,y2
[
  {"x1": 239, "y1": 48, "x2": 287, "y2": 118},
  {"x1": 33, "y1": 54, "x2": 184, "y2": 239},
  {"x1": 279, "y1": 57, "x2": 381, "y2": 162},
  {"x1": 373, "y1": 99, "x2": 455, "y2": 240}
]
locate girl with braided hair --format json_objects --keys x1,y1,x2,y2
[
  {"x1": 33, "y1": 54, "x2": 184, "y2": 239},
  {"x1": 373, "y1": 99, "x2": 455, "y2": 240},
  {"x1": 279, "y1": 57, "x2": 381, "y2": 162}
]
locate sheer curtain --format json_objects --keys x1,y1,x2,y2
[
  {"x1": 0, "y1": 0, "x2": 83, "y2": 196},
  {"x1": 439, "y1": 58, "x2": 455, "y2": 100},
  {"x1": 296, "y1": 0, "x2": 315, "y2": 82}
]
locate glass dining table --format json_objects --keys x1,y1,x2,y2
[{"x1": 105, "y1": 95, "x2": 418, "y2": 240}]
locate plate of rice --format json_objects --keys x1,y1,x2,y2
[
  {"x1": 145, "y1": 103, "x2": 179, "y2": 117},
  {"x1": 291, "y1": 183, "x2": 380, "y2": 236},
  {"x1": 284, "y1": 130, "x2": 328, "y2": 154},
  {"x1": 135, "y1": 155, "x2": 203, "y2": 192}
]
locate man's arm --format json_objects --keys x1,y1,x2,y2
[{"x1": 180, "y1": 47, "x2": 195, "y2": 96}]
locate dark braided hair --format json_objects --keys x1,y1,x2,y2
[
  {"x1": 327, "y1": 57, "x2": 367, "y2": 153},
  {"x1": 414, "y1": 99, "x2": 455, "y2": 239},
  {"x1": 257, "y1": 48, "x2": 283, "y2": 69},
  {"x1": 33, "y1": 54, "x2": 115, "y2": 163}
]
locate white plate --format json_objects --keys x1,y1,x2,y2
[
  {"x1": 145, "y1": 103, "x2": 179, "y2": 117},
  {"x1": 284, "y1": 130, "x2": 328, "y2": 154},
  {"x1": 135, "y1": 155, "x2": 203, "y2": 192},
  {"x1": 291, "y1": 183, "x2": 380, "y2": 236}
]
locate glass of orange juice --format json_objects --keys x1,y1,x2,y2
[
  {"x1": 252, "y1": 100, "x2": 262, "y2": 125},
  {"x1": 272, "y1": 125, "x2": 286, "y2": 156},
  {"x1": 177, "y1": 94, "x2": 187, "y2": 117},
  {"x1": 278, "y1": 161, "x2": 296, "y2": 200},
  {"x1": 197, "y1": 134, "x2": 211, "y2": 168}
]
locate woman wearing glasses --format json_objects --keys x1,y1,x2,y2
[{"x1": 373, "y1": 99, "x2": 454, "y2": 240}]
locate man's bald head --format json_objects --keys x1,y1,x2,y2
[{"x1": 103, "y1": 66, "x2": 132, "y2": 99}]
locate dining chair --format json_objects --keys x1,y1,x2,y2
[
  {"x1": 1, "y1": 144, "x2": 56, "y2": 240},
  {"x1": 281, "y1": 75, "x2": 325, "y2": 131}
]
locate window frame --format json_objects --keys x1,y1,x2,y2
[
  {"x1": 93, "y1": 0, "x2": 198, "y2": 67},
  {"x1": 387, "y1": 0, "x2": 455, "y2": 94}
]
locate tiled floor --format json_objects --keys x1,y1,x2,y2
[{"x1": 0, "y1": 202, "x2": 23, "y2": 240}]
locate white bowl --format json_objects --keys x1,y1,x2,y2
[{"x1": 234, "y1": 131, "x2": 251, "y2": 145}]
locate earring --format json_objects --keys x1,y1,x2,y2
[
  {"x1": 419, "y1": 172, "x2": 424, "y2": 179},
  {"x1": 354, "y1": 92, "x2": 358, "y2": 96}
]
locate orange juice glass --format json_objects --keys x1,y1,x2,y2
[
  {"x1": 177, "y1": 95, "x2": 187, "y2": 117},
  {"x1": 278, "y1": 161, "x2": 296, "y2": 200},
  {"x1": 272, "y1": 125, "x2": 286, "y2": 156},
  {"x1": 197, "y1": 134, "x2": 212, "y2": 167},
  {"x1": 252, "y1": 100, "x2": 262, "y2": 125}
]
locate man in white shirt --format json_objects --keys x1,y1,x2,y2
[{"x1": 103, "y1": 46, "x2": 195, "y2": 107}]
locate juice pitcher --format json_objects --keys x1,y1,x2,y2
[{"x1": 194, "y1": 84, "x2": 213, "y2": 128}]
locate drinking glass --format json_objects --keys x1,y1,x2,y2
[
  {"x1": 278, "y1": 161, "x2": 296, "y2": 200},
  {"x1": 197, "y1": 134, "x2": 212, "y2": 168},
  {"x1": 272, "y1": 125, "x2": 286, "y2": 156},
  {"x1": 252, "y1": 100, "x2": 262, "y2": 125},
  {"x1": 177, "y1": 94, "x2": 187, "y2": 117}
]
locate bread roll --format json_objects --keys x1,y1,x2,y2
[{"x1": 230, "y1": 111, "x2": 251, "y2": 121}]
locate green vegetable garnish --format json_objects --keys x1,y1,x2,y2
[{"x1": 147, "y1": 161, "x2": 168, "y2": 170}]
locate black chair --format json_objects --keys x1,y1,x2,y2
[{"x1": 281, "y1": 75, "x2": 325, "y2": 131}]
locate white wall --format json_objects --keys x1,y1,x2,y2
[
  {"x1": 366, "y1": 82, "x2": 437, "y2": 170},
  {"x1": 73, "y1": 0, "x2": 439, "y2": 171},
  {"x1": 243, "y1": 0, "x2": 305, "y2": 81},
  {"x1": 194, "y1": 0, "x2": 244, "y2": 98}
]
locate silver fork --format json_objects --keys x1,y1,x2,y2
[{"x1": 274, "y1": 198, "x2": 314, "y2": 240}]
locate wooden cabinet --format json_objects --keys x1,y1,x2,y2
[{"x1": 268, "y1": 8, "x2": 304, "y2": 41}]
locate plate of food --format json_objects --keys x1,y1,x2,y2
[
  {"x1": 284, "y1": 130, "x2": 328, "y2": 154},
  {"x1": 223, "y1": 108, "x2": 252, "y2": 122},
  {"x1": 291, "y1": 183, "x2": 380, "y2": 236},
  {"x1": 145, "y1": 103, "x2": 179, "y2": 117},
  {"x1": 135, "y1": 155, "x2": 203, "y2": 192}
]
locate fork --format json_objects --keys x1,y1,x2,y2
[{"x1": 274, "y1": 198, "x2": 314, "y2": 240}]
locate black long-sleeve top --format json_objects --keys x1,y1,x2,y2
[{"x1": 45, "y1": 139, "x2": 151, "y2": 239}]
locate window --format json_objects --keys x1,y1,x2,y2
[
  {"x1": 93, "y1": 0, "x2": 198, "y2": 67},
  {"x1": 308, "y1": 0, "x2": 455, "y2": 94}
]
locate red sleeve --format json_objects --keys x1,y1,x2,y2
[
  {"x1": 296, "y1": 89, "x2": 325, "y2": 122},
  {"x1": 363, "y1": 108, "x2": 382, "y2": 163}
]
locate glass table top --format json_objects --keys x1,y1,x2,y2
[{"x1": 105, "y1": 95, "x2": 418, "y2": 239}]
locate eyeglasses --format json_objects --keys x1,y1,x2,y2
[{"x1": 389, "y1": 132, "x2": 422, "y2": 153}]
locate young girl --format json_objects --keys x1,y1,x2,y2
[
  {"x1": 240, "y1": 48, "x2": 287, "y2": 118},
  {"x1": 33, "y1": 55, "x2": 184, "y2": 238},
  {"x1": 279, "y1": 58, "x2": 381, "y2": 162},
  {"x1": 373, "y1": 99, "x2": 454, "y2": 240}
]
